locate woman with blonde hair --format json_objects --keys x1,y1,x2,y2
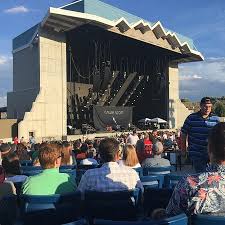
[{"x1": 119, "y1": 144, "x2": 141, "y2": 168}]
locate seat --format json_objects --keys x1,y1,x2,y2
[
  {"x1": 140, "y1": 175, "x2": 164, "y2": 189},
  {"x1": 21, "y1": 166, "x2": 43, "y2": 176},
  {"x1": 192, "y1": 214, "x2": 225, "y2": 225},
  {"x1": 60, "y1": 165, "x2": 76, "y2": 170},
  {"x1": 133, "y1": 167, "x2": 143, "y2": 177},
  {"x1": 59, "y1": 166, "x2": 76, "y2": 178},
  {"x1": 62, "y1": 219, "x2": 87, "y2": 225},
  {"x1": 164, "y1": 174, "x2": 184, "y2": 189},
  {"x1": 93, "y1": 213, "x2": 188, "y2": 225},
  {"x1": 143, "y1": 166, "x2": 175, "y2": 176},
  {"x1": 84, "y1": 189, "x2": 140, "y2": 221},
  {"x1": 143, "y1": 188, "x2": 173, "y2": 216},
  {"x1": 20, "y1": 160, "x2": 33, "y2": 166},
  {"x1": 0, "y1": 195, "x2": 18, "y2": 225},
  {"x1": 20, "y1": 192, "x2": 82, "y2": 225}
]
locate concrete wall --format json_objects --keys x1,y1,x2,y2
[
  {"x1": 0, "y1": 119, "x2": 18, "y2": 139},
  {"x1": 18, "y1": 28, "x2": 67, "y2": 141},
  {"x1": 7, "y1": 44, "x2": 40, "y2": 119},
  {"x1": 168, "y1": 63, "x2": 192, "y2": 129}
]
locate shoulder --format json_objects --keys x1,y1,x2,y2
[{"x1": 187, "y1": 112, "x2": 201, "y2": 120}]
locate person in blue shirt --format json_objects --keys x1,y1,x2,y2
[{"x1": 181, "y1": 97, "x2": 220, "y2": 173}]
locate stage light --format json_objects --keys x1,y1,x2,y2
[{"x1": 147, "y1": 75, "x2": 149, "y2": 82}]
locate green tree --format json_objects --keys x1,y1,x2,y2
[{"x1": 214, "y1": 101, "x2": 225, "y2": 117}]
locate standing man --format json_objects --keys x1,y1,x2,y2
[
  {"x1": 181, "y1": 97, "x2": 220, "y2": 172},
  {"x1": 126, "y1": 130, "x2": 139, "y2": 146}
]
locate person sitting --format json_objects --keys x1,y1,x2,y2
[
  {"x1": 61, "y1": 141, "x2": 75, "y2": 166},
  {"x1": 16, "y1": 143, "x2": 30, "y2": 161},
  {"x1": 77, "y1": 138, "x2": 143, "y2": 193},
  {"x1": 79, "y1": 151, "x2": 99, "y2": 166},
  {"x1": 142, "y1": 141, "x2": 171, "y2": 168},
  {"x1": 166, "y1": 122, "x2": 225, "y2": 216},
  {"x1": 86, "y1": 140, "x2": 97, "y2": 158},
  {"x1": 0, "y1": 144, "x2": 12, "y2": 162},
  {"x1": 21, "y1": 143, "x2": 76, "y2": 195},
  {"x1": 119, "y1": 144, "x2": 141, "y2": 168},
  {"x1": 76, "y1": 143, "x2": 88, "y2": 160},
  {"x1": 2, "y1": 152, "x2": 27, "y2": 183},
  {"x1": 0, "y1": 166, "x2": 18, "y2": 225},
  {"x1": 136, "y1": 133, "x2": 153, "y2": 163}
]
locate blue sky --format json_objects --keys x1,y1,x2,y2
[{"x1": 0, "y1": 0, "x2": 225, "y2": 106}]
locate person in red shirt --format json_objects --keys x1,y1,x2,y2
[
  {"x1": 136, "y1": 133, "x2": 153, "y2": 163},
  {"x1": 13, "y1": 137, "x2": 19, "y2": 145}
]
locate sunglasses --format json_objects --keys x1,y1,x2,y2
[{"x1": 57, "y1": 153, "x2": 64, "y2": 158}]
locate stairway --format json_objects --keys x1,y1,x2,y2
[
  {"x1": 110, "y1": 72, "x2": 137, "y2": 106},
  {"x1": 123, "y1": 75, "x2": 144, "y2": 106}
]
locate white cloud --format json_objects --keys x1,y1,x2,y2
[
  {"x1": 180, "y1": 74, "x2": 202, "y2": 81},
  {"x1": 179, "y1": 57, "x2": 225, "y2": 100},
  {"x1": 4, "y1": 6, "x2": 29, "y2": 14},
  {"x1": 0, "y1": 96, "x2": 7, "y2": 107},
  {"x1": 0, "y1": 56, "x2": 8, "y2": 65}
]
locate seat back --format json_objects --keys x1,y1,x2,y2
[
  {"x1": 143, "y1": 188, "x2": 173, "y2": 216},
  {"x1": 20, "y1": 160, "x2": 33, "y2": 166},
  {"x1": 93, "y1": 213, "x2": 188, "y2": 225},
  {"x1": 143, "y1": 166, "x2": 174, "y2": 176},
  {"x1": 84, "y1": 189, "x2": 140, "y2": 221},
  {"x1": 20, "y1": 192, "x2": 82, "y2": 225},
  {"x1": 133, "y1": 167, "x2": 143, "y2": 177},
  {"x1": 164, "y1": 174, "x2": 183, "y2": 189},
  {"x1": 140, "y1": 175, "x2": 164, "y2": 189},
  {"x1": 192, "y1": 214, "x2": 225, "y2": 225},
  {"x1": 0, "y1": 195, "x2": 18, "y2": 225}
]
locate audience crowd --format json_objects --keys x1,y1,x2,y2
[{"x1": 1, "y1": 123, "x2": 224, "y2": 224}]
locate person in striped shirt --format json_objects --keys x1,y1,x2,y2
[{"x1": 181, "y1": 97, "x2": 220, "y2": 173}]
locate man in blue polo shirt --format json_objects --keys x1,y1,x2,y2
[{"x1": 181, "y1": 97, "x2": 220, "y2": 172}]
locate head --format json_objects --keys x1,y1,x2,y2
[
  {"x1": 2, "y1": 152, "x2": 21, "y2": 176},
  {"x1": 200, "y1": 97, "x2": 212, "y2": 117},
  {"x1": 86, "y1": 140, "x2": 94, "y2": 149},
  {"x1": 74, "y1": 140, "x2": 81, "y2": 149},
  {"x1": 132, "y1": 130, "x2": 137, "y2": 135},
  {"x1": 152, "y1": 129, "x2": 158, "y2": 137},
  {"x1": 0, "y1": 143, "x2": 11, "y2": 158},
  {"x1": 123, "y1": 144, "x2": 139, "y2": 167},
  {"x1": 61, "y1": 141, "x2": 72, "y2": 165},
  {"x1": 38, "y1": 143, "x2": 62, "y2": 169},
  {"x1": 144, "y1": 133, "x2": 149, "y2": 140},
  {"x1": 208, "y1": 122, "x2": 225, "y2": 164},
  {"x1": 152, "y1": 141, "x2": 164, "y2": 156},
  {"x1": 99, "y1": 138, "x2": 120, "y2": 163},
  {"x1": 16, "y1": 143, "x2": 30, "y2": 160}
]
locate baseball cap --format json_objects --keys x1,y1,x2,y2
[
  {"x1": 0, "y1": 143, "x2": 11, "y2": 153},
  {"x1": 200, "y1": 97, "x2": 212, "y2": 105}
]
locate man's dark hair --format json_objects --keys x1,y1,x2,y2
[
  {"x1": 0, "y1": 143, "x2": 11, "y2": 153},
  {"x1": 2, "y1": 152, "x2": 21, "y2": 175},
  {"x1": 200, "y1": 96, "x2": 212, "y2": 105},
  {"x1": 208, "y1": 122, "x2": 225, "y2": 162},
  {"x1": 99, "y1": 138, "x2": 119, "y2": 162},
  {"x1": 74, "y1": 140, "x2": 81, "y2": 149}
]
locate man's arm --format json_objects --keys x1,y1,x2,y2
[{"x1": 181, "y1": 132, "x2": 188, "y2": 152}]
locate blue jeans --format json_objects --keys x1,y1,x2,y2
[{"x1": 192, "y1": 160, "x2": 208, "y2": 173}]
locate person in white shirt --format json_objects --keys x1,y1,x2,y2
[
  {"x1": 77, "y1": 138, "x2": 143, "y2": 193},
  {"x1": 126, "y1": 130, "x2": 139, "y2": 146}
]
